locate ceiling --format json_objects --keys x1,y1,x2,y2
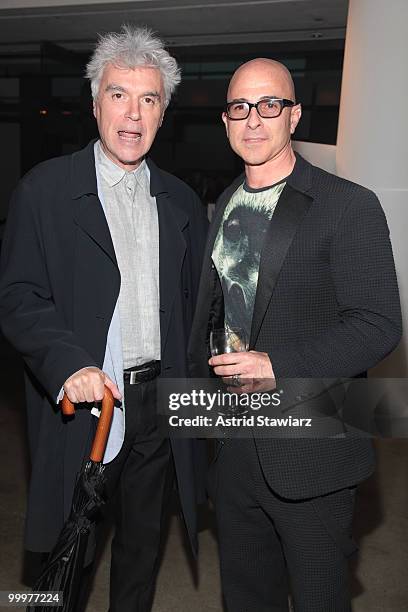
[{"x1": 0, "y1": 0, "x2": 349, "y2": 52}]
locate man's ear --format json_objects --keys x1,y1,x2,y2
[
  {"x1": 290, "y1": 104, "x2": 302, "y2": 135},
  {"x1": 92, "y1": 100, "x2": 97, "y2": 119},
  {"x1": 222, "y1": 111, "x2": 229, "y2": 137}
]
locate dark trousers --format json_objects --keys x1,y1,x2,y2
[
  {"x1": 103, "y1": 379, "x2": 173, "y2": 612},
  {"x1": 208, "y1": 438, "x2": 356, "y2": 612}
]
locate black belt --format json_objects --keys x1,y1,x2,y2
[{"x1": 123, "y1": 360, "x2": 161, "y2": 385}]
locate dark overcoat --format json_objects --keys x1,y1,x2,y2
[
  {"x1": 0, "y1": 140, "x2": 208, "y2": 554},
  {"x1": 189, "y1": 153, "x2": 402, "y2": 499}
]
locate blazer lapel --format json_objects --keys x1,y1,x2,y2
[
  {"x1": 250, "y1": 184, "x2": 313, "y2": 346},
  {"x1": 70, "y1": 141, "x2": 117, "y2": 267},
  {"x1": 73, "y1": 195, "x2": 118, "y2": 266}
]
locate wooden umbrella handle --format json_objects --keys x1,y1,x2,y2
[
  {"x1": 61, "y1": 394, "x2": 75, "y2": 416},
  {"x1": 61, "y1": 388, "x2": 115, "y2": 462}
]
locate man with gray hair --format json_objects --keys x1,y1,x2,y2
[{"x1": 0, "y1": 25, "x2": 207, "y2": 611}]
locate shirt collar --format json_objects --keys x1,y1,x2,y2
[{"x1": 95, "y1": 139, "x2": 148, "y2": 188}]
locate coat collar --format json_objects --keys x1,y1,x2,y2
[
  {"x1": 146, "y1": 157, "x2": 171, "y2": 198},
  {"x1": 214, "y1": 152, "x2": 313, "y2": 204},
  {"x1": 69, "y1": 140, "x2": 172, "y2": 199},
  {"x1": 70, "y1": 139, "x2": 99, "y2": 199},
  {"x1": 286, "y1": 152, "x2": 314, "y2": 195}
]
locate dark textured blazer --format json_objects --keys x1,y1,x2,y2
[
  {"x1": 188, "y1": 153, "x2": 402, "y2": 499},
  {"x1": 0, "y1": 140, "x2": 208, "y2": 554}
]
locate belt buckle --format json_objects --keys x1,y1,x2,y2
[
  {"x1": 129, "y1": 371, "x2": 139, "y2": 384},
  {"x1": 129, "y1": 367, "x2": 150, "y2": 385}
]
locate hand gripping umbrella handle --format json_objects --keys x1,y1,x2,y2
[{"x1": 61, "y1": 388, "x2": 115, "y2": 462}]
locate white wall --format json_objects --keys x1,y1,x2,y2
[
  {"x1": 292, "y1": 141, "x2": 336, "y2": 174},
  {"x1": 336, "y1": 0, "x2": 408, "y2": 375}
]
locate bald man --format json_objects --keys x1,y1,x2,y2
[{"x1": 188, "y1": 59, "x2": 401, "y2": 611}]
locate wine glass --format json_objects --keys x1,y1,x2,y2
[
  {"x1": 210, "y1": 327, "x2": 249, "y2": 390},
  {"x1": 210, "y1": 327, "x2": 248, "y2": 356}
]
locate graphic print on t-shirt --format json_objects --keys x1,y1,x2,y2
[{"x1": 212, "y1": 181, "x2": 286, "y2": 340}]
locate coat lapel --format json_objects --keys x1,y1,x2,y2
[
  {"x1": 147, "y1": 160, "x2": 188, "y2": 352},
  {"x1": 250, "y1": 184, "x2": 313, "y2": 346},
  {"x1": 70, "y1": 141, "x2": 117, "y2": 267},
  {"x1": 73, "y1": 195, "x2": 118, "y2": 266}
]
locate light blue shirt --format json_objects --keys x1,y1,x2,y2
[{"x1": 96, "y1": 141, "x2": 160, "y2": 369}]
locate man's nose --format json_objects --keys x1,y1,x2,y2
[
  {"x1": 125, "y1": 99, "x2": 141, "y2": 121},
  {"x1": 247, "y1": 105, "x2": 261, "y2": 129}
]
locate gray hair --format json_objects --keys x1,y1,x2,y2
[{"x1": 85, "y1": 24, "x2": 181, "y2": 106}]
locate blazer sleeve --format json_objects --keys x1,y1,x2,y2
[
  {"x1": 270, "y1": 188, "x2": 402, "y2": 378},
  {"x1": 0, "y1": 178, "x2": 97, "y2": 401}
]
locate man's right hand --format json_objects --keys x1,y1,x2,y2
[{"x1": 63, "y1": 366, "x2": 122, "y2": 404}]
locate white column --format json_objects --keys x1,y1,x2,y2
[{"x1": 336, "y1": 0, "x2": 408, "y2": 375}]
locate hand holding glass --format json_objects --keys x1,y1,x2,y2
[{"x1": 210, "y1": 328, "x2": 248, "y2": 388}]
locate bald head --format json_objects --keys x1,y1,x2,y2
[
  {"x1": 222, "y1": 57, "x2": 301, "y2": 185},
  {"x1": 227, "y1": 58, "x2": 295, "y2": 102}
]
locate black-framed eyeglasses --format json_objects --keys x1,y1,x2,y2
[{"x1": 225, "y1": 97, "x2": 296, "y2": 120}]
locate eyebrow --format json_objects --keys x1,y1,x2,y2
[
  {"x1": 105, "y1": 84, "x2": 161, "y2": 100},
  {"x1": 105, "y1": 84, "x2": 126, "y2": 93}
]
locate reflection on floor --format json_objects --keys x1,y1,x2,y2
[{"x1": 0, "y1": 338, "x2": 407, "y2": 611}]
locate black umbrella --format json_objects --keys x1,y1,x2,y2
[{"x1": 30, "y1": 388, "x2": 114, "y2": 612}]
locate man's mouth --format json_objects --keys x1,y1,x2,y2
[
  {"x1": 118, "y1": 131, "x2": 142, "y2": 142},
  {"x1": 244, "y1": 137, "x2": 266, "y2": 144}
]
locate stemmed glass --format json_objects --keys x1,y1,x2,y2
[
  {"x1": 210, "y1": 327, "x2": 248, "y2": 357},
  {"x1": 210, "y1": 327, "x2": 248, "y2": 388}
]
